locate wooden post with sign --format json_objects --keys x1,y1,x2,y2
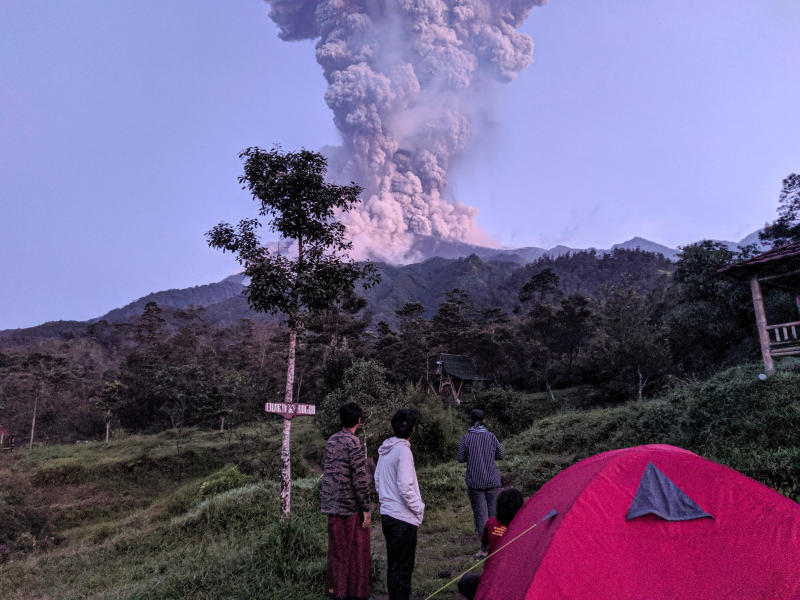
[
  {"x1": 265, "y1": 401, "x2": 317, "y2": 519},
  {"x1": 265, "y1": 402, "x2": 317, "y2": 420}
]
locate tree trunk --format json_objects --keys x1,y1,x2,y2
[
  {"x1": 545, "y1": 380, "x2": 556, "y2": 405},
  {"x1": 280, "y1": 327, "x2": 297, "y2": 520},
  {"x1": 220, "y1": 415, "x2": 225, "y2": 434},
  {"x1": 105, "y1": 420, "x2": 110, "y2": 444},
  {"x1": 29, "y1": 390, "x2": 40, "y2": 451},
  {"x1": 637, "y1": 365, "x2": 644, "y2": 403}
]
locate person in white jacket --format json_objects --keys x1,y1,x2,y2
[{"x1": 374, "y1": 409, "x2": 425, "y2": 600}]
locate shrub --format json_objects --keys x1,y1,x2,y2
[
  {"x1": 197, "y1": 465, "x2": 252, "y2": 500},
  {"x1": 504, "y1": 364, "x2": 800, "y2": 500}
]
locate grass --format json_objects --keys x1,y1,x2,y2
[{"x1": 1, "y1": 364, "x2": 798, "y2": 598}]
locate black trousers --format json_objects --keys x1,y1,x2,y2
[{"x1": 380, "y1": 514, "x2": 418, "y2": 600}]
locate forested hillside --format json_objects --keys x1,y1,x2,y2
[{"x1": 2, "y1": 242, "x2": 793, "y2": 447}]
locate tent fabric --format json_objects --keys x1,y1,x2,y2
[
  {"x1": 476, "y1": 444, "x2": 800, "y2": 600},
  {"x1": 626, "y1": 462, "x2": 712, "y2": 521}
]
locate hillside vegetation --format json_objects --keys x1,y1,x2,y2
[
  {"x1": 2, "y1": 365, "x2": 797, "y2": 599},
  {"x1": 5, "y1": 243, "x2": 785, "y2": 447}
]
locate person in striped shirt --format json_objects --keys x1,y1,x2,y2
[{"x1": 456, "y1": 408, "x2": 505, "y2": 558}]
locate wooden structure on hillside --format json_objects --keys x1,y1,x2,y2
[
  {"x1": 719, "y1": 241, "x2": 800, "y2": 374},
  {"x1": 435, "y1": 354, "x2": 484, "y2": 404}
]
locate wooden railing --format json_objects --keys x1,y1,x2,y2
[{"x1": 767, "y1": 320, "x2": 800, "y2": 356}]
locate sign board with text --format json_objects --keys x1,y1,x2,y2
[{"x1": 265, "y1": 402, "x2": 316, "y2": 420}]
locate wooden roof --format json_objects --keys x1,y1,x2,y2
[
  {"x1": 718, "y1": 241, "x2": 800, "y2": 279},
  {"x1": 439, "y1": 354, "x2": 484, "y2": 381}
]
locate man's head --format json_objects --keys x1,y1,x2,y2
[
  {"x1": 470, "y1": 409, "x2": 485, "y2": 425},
  {"x1": 496, "y1": 488, "x2": 525, "y2": 526},
  {"x1": 391, "y1": 409, "x2": 418, "y2": 440},
  {"x1": 339, "y1": 402, "x2": 362, "y2": 429}
]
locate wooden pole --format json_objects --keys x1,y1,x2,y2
[
  {"x1": 29, "y1": 387, "x2": 40, "y2": 451},
  {"x1": 750, "y1": 276, "x2": 775, "y2": 375},
  {"x1": 280, "y1": 328, "x2": 297, "y2": 520}
]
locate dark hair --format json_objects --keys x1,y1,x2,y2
[
  {"x1": 339, "y1": 402, "x2": 362, "y2": 428},
  {"x1": 391, "y1": 409, "x2": 418, "y2": 439},
  {"x1": 470, "y1": 409, "x2": 485, "y2": 424},
  {"x1": 496, "y1": 488, "x2": 524, "y2": 526}
]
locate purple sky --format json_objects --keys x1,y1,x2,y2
[{"x1": 1, "y1": 0, "x2": 799, "y2": 330}]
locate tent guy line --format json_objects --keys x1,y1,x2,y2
[{"x1": 423, "y1": 508, "x2": 559, "y2": 600}]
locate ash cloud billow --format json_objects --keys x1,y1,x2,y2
[{"x1": 267, "y1": 0, "x2": 547, "y2": 262}]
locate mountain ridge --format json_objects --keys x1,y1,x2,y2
[{"x1": 0, "y1": 233, "x2": 762, "y2": 344}]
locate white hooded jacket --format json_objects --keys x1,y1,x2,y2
[{"x1": 374, "y1": 436, "x2": 425, "y2": 526}]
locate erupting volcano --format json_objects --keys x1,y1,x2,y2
[{"x1": 267, "y1": 0, "x2": 547, "y2": 262}]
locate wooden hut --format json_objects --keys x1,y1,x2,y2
[
  {"x1": 435, "y1": 354, "x2": 484, "y2": 404},
  {"x1": 718, "y1": 240, "x2": 800, "y2": 374}
]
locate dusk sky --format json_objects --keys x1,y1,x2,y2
[{"x1": 2, "y1": 0, "x2": 799, "y2": 330}]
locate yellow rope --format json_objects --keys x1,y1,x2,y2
[{"x1": 423, "y1": 509, "x2": 557, "y2": 600}]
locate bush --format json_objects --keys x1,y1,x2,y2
[
  {"x1": 317, "y1": 359, "x2": 400, "y2": 453},
  {"x1": 198, "y1": 465, "x2": 252, "y2": 499},
  {"x1": 504, "y1": 364, "x2": 800, "y2": 500},
  {"x1": 399, "y1": 385, "x2": 464, "y2": 466}
]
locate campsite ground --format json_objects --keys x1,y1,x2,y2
[{"x1": 1, "y1": 364, "x2": 798, "y2": 598}]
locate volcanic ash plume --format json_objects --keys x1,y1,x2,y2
[{"x1": 267, "y1": 0, "x2": 546, "y2": 262}]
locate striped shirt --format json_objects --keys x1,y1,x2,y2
[{"x1": 456, "y1": 425, "x2": 504, "y2": 489}]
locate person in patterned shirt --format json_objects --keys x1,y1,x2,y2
[{"x1": 320, "y1": 402, "x2": 371, "y2": 600}]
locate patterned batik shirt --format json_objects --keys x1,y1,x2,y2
[{"x1": 320, "y1": 429, "x2": 370, "y2": 515}]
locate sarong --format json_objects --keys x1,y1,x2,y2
[{"x1": 326, "y1": 513, "x2": 370, "y2": 600}]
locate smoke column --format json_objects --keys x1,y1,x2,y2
[{"x1": 267, "y1": 0, "x2": 546, "y2": 262}]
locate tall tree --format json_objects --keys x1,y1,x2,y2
[
  {"x1": 519, "y1": 267, "x2": 561, "y2": 305},
  {"x1": 549, "y1": 293, "x2": 596, "y2": 373},
  {"x1": 591, "y1": 288, "x2": 667, "y2": 402},
  {"x1": 15, "y1": 352, "x2": 70, "y2": 449},
  {"x1": 97, "y1": 380, "x2": 126, "y2": 443},
  {"x1": 760, "y1": 173, "x2": 800, "y2": 246},
  {"x1": 664, "y1": 241, "x2": 755, "y2": 374},
  {"x1": 206, "y1": 146, "x2": 379, "y2": 518}
]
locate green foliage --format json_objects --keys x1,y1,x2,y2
[
  {"x1": 399, "y1": 384, "x2": 464, "y2": 466},
  {"x1": 519, "y1": 267, "x2": 561, "y2": 304},
  {"x1": 318, "y1": 362, "x2": 462, "y2": 465},
  {"x1": 590, "y1": 287, "x2": 669, "y2": 402},
  {"x1": 466, "y1": 386, "x2": 578, "y2": 438},
  {"x1": 197, "y1": 465, "x2": 252, "y2": 500},
  {"x1": 664, "y1": 241, "x2": 757, "y2": 374},
  {"x1": 505, "y1": 364, "x2": 800, "y2": 500},
  {"x1": 760, "y1": 172, "x2": 800, "y2": 246},
  {"x1": 317, "y1": 358, "x2": 398, "y2": 449},
  {"x1": 206, "y1": 146, "x2": 379, "y2": 328}
]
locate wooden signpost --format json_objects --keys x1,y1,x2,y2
[
  {"x1": 264, "y1": 402, "x2": 316, "y2": 419},
  {"x1": 265, "y1": 402, "x2": 316, "y2": 520}
]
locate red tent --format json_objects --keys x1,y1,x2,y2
[{"x1": 477, "y1": 444, "x2": 800, "y2": 600}]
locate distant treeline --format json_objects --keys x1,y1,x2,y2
[{"x1": 1, "y1": 243, "x2": 795, "y2": 444}]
